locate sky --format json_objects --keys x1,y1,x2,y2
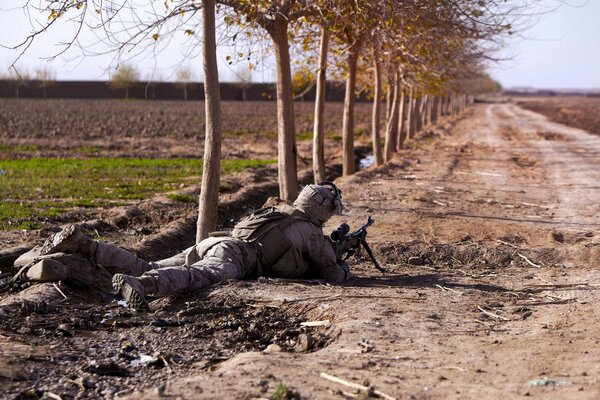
[
  {"x1": 0, "y1": 1, "x2": 599, "y2": 89},
  {"x1": 487, "y1": 0, "x2": 600, "y2": 90}
]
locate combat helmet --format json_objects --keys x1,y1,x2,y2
[{"x1": 293, "y1": 181, "x2": 343, "y2": 225}]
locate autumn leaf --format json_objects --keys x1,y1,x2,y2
[{"x1": 152, "y1": 33, "x2": 160, "y2": 41}]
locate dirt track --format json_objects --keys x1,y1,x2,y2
[
  {"x1": 2, "y1": 102, "x2": 600, "y2": 399},
  {"x1": 151, "y1": 102, "x2": 600, "y2": 399}
]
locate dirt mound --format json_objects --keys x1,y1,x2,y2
[
  {"x1": 0, "y1": 281, "x2": 333, "y2": 399},
  {"x1": 374, "y1": 240, "x2": 562, "y2": 271}
]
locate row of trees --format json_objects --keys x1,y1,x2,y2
[
  {"x1": 1, "y1": 66, "x2": 57, "y2": 98},
  {"x1": 0, "y1": 64, "x2": 201, "y2": 100},
  {"x1": 10, "y1": 0, "x2": 513, "y2": 242}
]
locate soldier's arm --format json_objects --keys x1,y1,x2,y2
[{"x1": 306, "y1": 230, "x2": 354, "y2": 283}]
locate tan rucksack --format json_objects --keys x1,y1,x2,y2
[{"x1": 231, "y1": 205, "x2": 313, "y2": 274}]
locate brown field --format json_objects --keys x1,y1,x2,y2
[
  {"x1": 517, "y1": 96, "x2": 600, "y2": 137},
  {"x1": 1, "y1": 98, "x2": 600, "y2": 399},
  {"x1": 0, "y1": 98, "x2": 373, "y2": 159}
]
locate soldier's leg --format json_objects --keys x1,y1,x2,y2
[
  {"x1": 113, "y1": 239, "x2": 257, "y2": 310},
  {"x1": 93, "y1": 242, "x2": 161, "y2": 276},
  {"x1": 40, "y1": 224, "x2": 183, "y2": 276},
  {"x1": 146, "y1": 239, "x2": 257, "y2": 296}
]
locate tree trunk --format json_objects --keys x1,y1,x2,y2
[
  {"x1": 405, "y1": 87, "x2": 413, "y2": 140},
  {"x1": 196, "y1": 0, "x2": 223, "y2": 242},
  {"x1": 125, "y1": 87, "x2": 129, "y2": 100},
  {"x1": 409, "y1": 92, "x2": 418, "y2": 139},
  {"x1": 270, "y1": 19, "x2": 298, "y2": 200},
  {"x1": 371, "y1": 53, "x2": 383, "y2": 166},
  {"x1": 342, "y1": 41, "x2": 361, "y2": 176},
  {"x1": 417, "y1": 94, "x2": 426, "y2": 130},
  {"x1": 385, "y1": 79, "x2": 393, "y2": 122},
  {"x1": 184, "y1": 86, "x2": 188, "y2": 101},
  {"x1": 312, "y1": 28, "x2": 329, "y2": 184},
  {"x1": 431, "y1": 96, "x2": 439, "y2": 124},
  {"x1": 384, "y1": 71, "x2": 400, "y2": 162},
  {"x1": 396, "y1": 87, "x2": 406, "y2": 151}
]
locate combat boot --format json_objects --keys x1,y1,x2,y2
[
  {"x1": 41, "y1": 225, "x2": 96, "y2": 257},
  {"x1": 23, "y1": 253, "x2": 98, "y2": 287},
  {"x1": 26, "y1": 258, "x2": 69, "y2": 282},
  {"x1": 112, "y1": 274, "x2": 156, "y2": 311}
]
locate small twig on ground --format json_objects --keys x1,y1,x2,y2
[
  {"x1": 53, "y1": 283, "x2": 68, "y2": 301},
  {"x1": 300, "y1": 320, "x2": 331, "y2": 327},
  {"x1": 47, "y1": 393, "x2": 63, "y2": 400},
  {"x1": 433, "y1": 200, "x2": 447, "y2": 206},
  {"x1": 435, "y1": 284, "x2": 464, "y2": 295},
  {"x1": 320, "y1": 372, "x2": 397, "y2": 400},
  {"x1": 436, "y1": 284, "x2": 447, "y2": 292},
  {"x1": 477, "y1": 306, "x2": 510, "y2": 321},
  {"x1": 496, "y1": 239, "x2": 521, "y2": 249},
  {"x1": 518, "y1": 253, "x2": 542, "y2": 268},
  {"x1": 450, "y1": 256, "x2": 464, "y2": 265}
]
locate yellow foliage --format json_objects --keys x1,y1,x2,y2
[{"x1": 152, "y1": 33, "x2": 160, "y2": 41}]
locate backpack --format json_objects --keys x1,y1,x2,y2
[{"x1": 231, "y1": 205, "x2": 312, "y2": 270}]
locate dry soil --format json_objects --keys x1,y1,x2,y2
[{"x1": 1, "y1": 101, "x2": 600, "y2": 399}]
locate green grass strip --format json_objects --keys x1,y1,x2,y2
[{"x1": 0, "y1": 157, "x2": 274, "y2": 229}]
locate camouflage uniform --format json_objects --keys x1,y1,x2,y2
[{"x1": 31, "y1": 183, "x2": 351, "y2": 310}]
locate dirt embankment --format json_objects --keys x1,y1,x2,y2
[{"x1": 2, "y1": 101, "x2": 600, "y2": 399}]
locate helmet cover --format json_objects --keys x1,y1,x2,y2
[{"x1": 293, "y1": 182, "x2": 343, "y2": 225}]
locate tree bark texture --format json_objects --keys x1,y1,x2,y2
[
  {"x1": 196, "y1": 0, "x2": 223, "y2": 242},
  {"x1": 384, "y1": 72, "x2": 400, "y2": 162},
  {"x1": 342, "y1": 42, "x2": 360, "y2": 176},
  {"x1": 312, "y1": 28, "x2": 329, "y2": 184},
  {"x1": 396, "y1": 88, "x2": 406, "y2": 151},
  {"x1": 371, "y1": 54, "x2": 383, "y2": 166},
  {"x1": 271, "y1": 19, "x2": 298, "y2": 200},
  {"x1": 409, "y1": 93, "x2": 419, "y2": 139}
]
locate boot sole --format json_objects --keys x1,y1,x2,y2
[
  {"x1": 112, "y1": 274, "x2": 150, "y2": 311},
  {"x1": 41, "y1": 225, "x2": 81, "y2": 255}
]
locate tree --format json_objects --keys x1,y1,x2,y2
[
  {"x1": 196, "y1": 0, "x2": 223, "y2": 242},
  {"x1": 218, "y1": 0, "x2": 321, "y2": 201},
  {"x1": 6, "y1": 67, "x2": 30, "y2": 98},
  {"x1": 312, "y1": 27, "x2": 329, "y2": 184},
  {"x1": 291, "y1": 67, "x2": 315, "y2": 102},
  {"x1": 370, "y1": 43, "x2": 384, "y2": 166},
  {"x1": 175, "y1": 65, "x2": 195, "y2": 101},
  {"x1": 233, "y1": 65, "x2": 253, "y2": 101},
  {"x1": 9, "y1": 1, "x2": 225, "y2": 243},
  {"x1": 109, "y1": 64, "x2": 139, "y2": 99},
  {"x1": 34, "y1": 65, "x2": 56, "y2": 99}
]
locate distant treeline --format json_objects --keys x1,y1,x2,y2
[{"x1": 0, "y1": 80, "x2": 366, "y2": 102}]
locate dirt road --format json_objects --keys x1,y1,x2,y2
[
  {"x1": 2, "y1": 102, "x2": 600, "y2": 399},
  {"x1": 149, "y1": 102, "x2": 600, "y2": 399}
]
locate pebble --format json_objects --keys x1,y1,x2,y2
[
  {"x1": 263, "y1": 344, "x2": 282, "y2": 353},
  {"x1": 295, "y1": 334, "x2": 314, "y2": 352}
]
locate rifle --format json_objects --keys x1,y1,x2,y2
[{"x1": 330, "y1": 216, "x2": 386, "y2": 273}]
